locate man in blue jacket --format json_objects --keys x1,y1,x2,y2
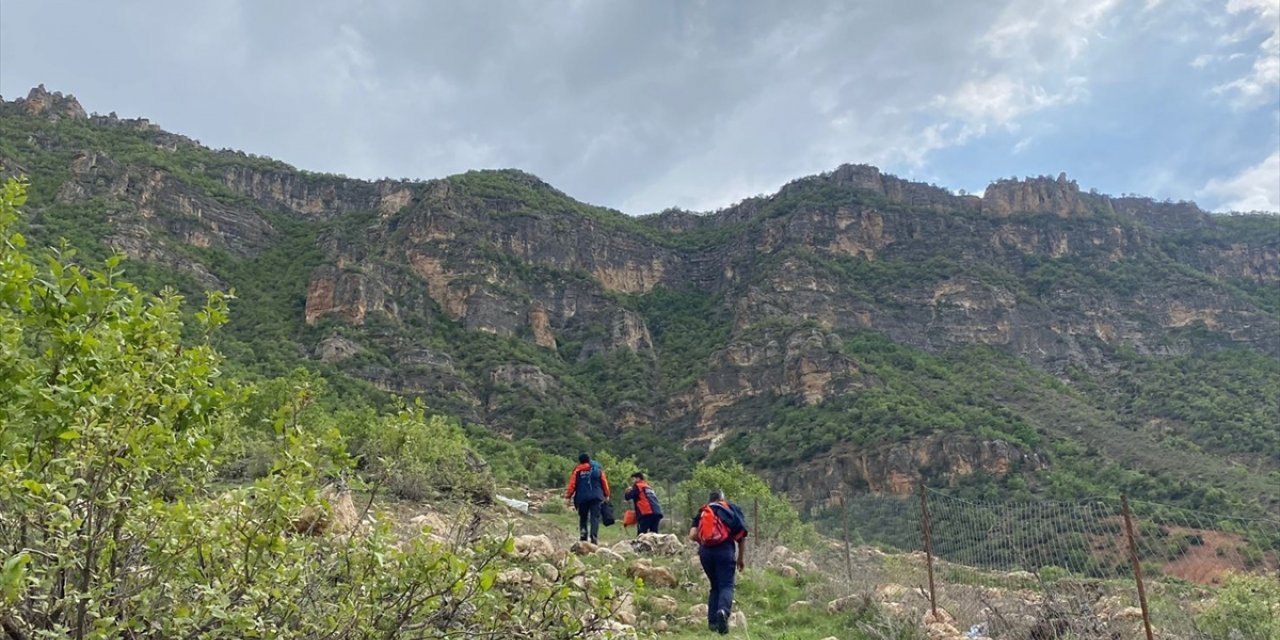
[
  {"x1": 623, "y1": 472, "x2": 663, "y2": 534},
  {"x1": 564, "y1": 453, "x2": 610, "y2": 544},
  {"x1": 688, "y1": 490, "x2": 748, "y2": 635}
]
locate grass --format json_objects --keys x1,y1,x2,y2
[{"x1": 535, "y1": 506, "x2": 921, "y2": 639}]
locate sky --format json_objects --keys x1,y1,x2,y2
[{"x1": 1, "y1": 0, "x2": 1277, "y2": 214}]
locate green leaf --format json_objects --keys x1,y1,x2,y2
[{"x1": 57, "y1": 429, "x2": 80, "y2": 440}]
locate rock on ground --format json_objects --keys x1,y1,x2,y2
[
  {"x1": 626, "y1": 559, "x2": 677, "y2": 588},
  {"x1": 513, "y1": 534, "x2": 555, "y2": 561},
  {"x1": 292, "y1": 484, "x2": 358, "y2": 536}
]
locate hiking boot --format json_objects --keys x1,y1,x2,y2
[
  {"x1": 589, "y1": 537, "x2": 598, "y2": 545},
  {"x1": 713, "y1": 609, "x2": 729, "y2": 635}
]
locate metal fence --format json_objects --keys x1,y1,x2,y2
[{"x1": 798, "y1": 487, "x2": 1279, "y2": 639}]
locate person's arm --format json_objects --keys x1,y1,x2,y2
[
  {"x1": 601, "y1": 471, "x2": 611, "y2": 499},
  {"x1": 623, "y1": 485, "x2": 638, "y2": 502},
  {"x1": 736, "y1": 538, "x2": 746, "y2": 570},
  {"x1": 565, "y1": 469, "x2": 578, "y2": 501}
]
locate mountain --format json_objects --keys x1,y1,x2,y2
[{"x1": 2, "y1": 85, "x2": 1277, "y2": 516}]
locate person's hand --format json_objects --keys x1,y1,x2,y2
[{"x1": 736, "y1": 556, "x2": 745, "y2": 571}]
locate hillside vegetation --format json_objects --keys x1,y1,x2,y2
[{"x1": 1, "y1": 88, "x2": 1278, "y2": 526}]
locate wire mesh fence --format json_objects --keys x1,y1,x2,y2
[{"x1": 801, "y1": 488, "x2": 1280, "y2": 639}]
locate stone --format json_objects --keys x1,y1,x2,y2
[
  {"x1": 570, "y1": 540, "x2": 599, "y2": 555},
  {"x1": 595, "y1": 548, "x2": 625, "y2": 563},
  {"x1": 292, "y1": 483, "x2": 358, "y2": 536},
  {"x1": 876, "y1": 583, "x2": 908, "y2": 601},
  {"x1": 513, "y1": 534, "x2": 556, "y2": 561},
  {"x1": 729, "y1": 610, "x2": 747, "y2": 629},
  {"x1": 922, "y1": 609, "x2": 956, "y2": 625},
  {"x1": 1113, "y1": 606, "x2": 1144, "y2": 621},
  {"x1": 828, "y1": 594, "x2": 872, "y2": 615},
  {"x1": 788, "y1": 601, "x2": 811, "y2": 613},
  {"x1": 649, "y1": 595, "x2": 679, "y2": 615},
  {"x1": 536, "y1": 562, "x2": 559, "y2": 583},
  {"x1": 626, "y1": 560, "x2": 677, "y2": 588},
  {"x1": 771, "y1": 564, "x2": 799, "y2": 578}
]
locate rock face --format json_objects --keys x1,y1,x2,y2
[
  {"x1": 771, "y1": 435, "x2": 1045, "y2": 508},
  {"x1": 3, "y1": 87, "x2": 1277, "y2": 512},
  {"x1": 982, "y1": 173, "x2": 1089, "y2": 217},
  {"x1": 10, "y1": 85, "x2": 88, "y2": 121}
]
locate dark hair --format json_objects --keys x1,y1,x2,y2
[
  {"x1": 630, "y1": 472, "x2": 645, "y2": 480},
  {"x1": 708, "y1": 490, "x2": 723, "y2": 502},
  {"x1": 578, "y1": 453, "x2": 590, "y2": 464}
]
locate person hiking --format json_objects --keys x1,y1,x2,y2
[
  {"x1": 688, "y1": 490, "x2": 748, "y2": 635},
  {"x1": 564, "y1": 453, "x2": 610, "y2": 544},
  {"x1": 623, "y1": 472, "x2": 663, "y2": 534}
]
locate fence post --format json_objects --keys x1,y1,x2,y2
[
  {"x1": 1121, "y1": 496, "x2": 1156, "y2": 640},
  {"x1": 842, "y1": 500, "x2": 854, "y2": 583},
  {"x1": 919, "y1": 483, "x2": 938, "y2": 619},
  {"x1": 747, "y1": 496, "x2": 757, "y2": 568}
]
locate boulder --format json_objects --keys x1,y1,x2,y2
[
  {"x1": 922, "y1": 609, "x2": 955, "y2": 625},
  {"x1": 496, "y1": 568, "x2": 532, "y2": 586},
  {"x1": 292, "y1": 484, "x2": 358, "y2": 536},
  {"x1": 630, "y1": 532, "x2": 684, "y2": 556},
  {"x1": 876, "y1": 583, "x2": 908, "y2": 601},
  {"x1": 596, "y1": 548, "x2": 626, "y2": 563},
  {"x1": 649, "y1": 595, "x2": 679, "y2": 615},
  {"x1": 513, "y1": 534, "x2": 556, "y2": 561},
  {"x1": 626, "y1": 559, "x2": 678, "y2": 588},
  {"x1": 536, "y1": 562, "x2": 559, "y2": 583},
  {"x1": 570, "y1": 540, "x2": 599, "y2": 555},
  {"x1": 828, "y1": 594, "x2": 872, "y2": 615},
  {"x1": 1112, "y1": 606, "x2": 1144, "y2": 621},
  {"x1": 771, "y1": 564, "x2": 799, "y2": 578}
]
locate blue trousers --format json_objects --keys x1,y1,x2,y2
[
  {"x1": 699, "y1": 543, "x2": 737, "y2": 626},
  {"x1": 637, "y1": 513, "x2": 662, "y2": 534},
  {"x1": 576, "y1": 499, "x2": 601, "y2": 541}
]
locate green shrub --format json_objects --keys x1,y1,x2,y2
[
  {"x1": 1197, "y1": 573, "x2": 1280, "y2": 639},
  {"x1": 349, "y1": 405, "x2": 494, "y2": 502},
  {"x1": 0, "y1": 179, "x2": 625, "y2": 638},
  {"x1": 675, "y1": 461, "x2": 816, "y2": 546}
]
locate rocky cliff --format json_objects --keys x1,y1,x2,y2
[{"x1": 2, "y1": 88, "x2": 1277, "y2": 512}]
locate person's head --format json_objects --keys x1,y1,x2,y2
[
  {"x1": 708, "y1": 490, "x2": 724, "y2": 503},
  {"x1": 630, "y1": 472, "x2": 645, "y2": 484},
  {"x1": 578, "y1": 453, "x2": 590, "y2": 464}
]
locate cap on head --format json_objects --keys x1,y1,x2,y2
[{"x1": 578, "y1": 453, "x2": 590, "y2": 464}]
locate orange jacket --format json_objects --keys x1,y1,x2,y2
[
  {"x1": 624, "y1": 480, "x2": 662, "y2": 516},
  {"x1": 565, "y1": 462, "x2": 610, "y2": 502}
]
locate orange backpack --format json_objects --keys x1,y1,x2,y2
[{"x1": 696, "y1": 503, "x2": 732, "y2": 546}]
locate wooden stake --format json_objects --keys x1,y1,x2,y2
[{"x1": 1121, "y1": 495, "x2": 1156, "y2": 640}]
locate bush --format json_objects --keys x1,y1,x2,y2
[
  {"x1": 349, "y1": 405, "x2": 494, "y2": 502},
  {"x1": 0, "y1": 178, "x2": 626, "y2": 639},
  {"x1": 1197, "y1": 573, "x2": 1280, "y2": 639},
  {"x1": 675, "y1": 461, "x2": 816, "y2": 546}
]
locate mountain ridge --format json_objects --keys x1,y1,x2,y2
[{"x1": 2, "y1": 85, "x2": 1277, "y2": 517}]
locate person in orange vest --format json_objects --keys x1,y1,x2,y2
[
  {"x1": 687, "y1": 490, "x2": 748, "y2": 635},
  {"x1": 623, "y1": 472, "x2": 663, "y2": 534},
  {"x1": 564, "y1": 453, "x2": 610, "y2": 544}
]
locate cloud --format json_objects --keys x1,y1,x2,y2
[
  {"x1": 1211, "y1": 0, "x2": 1280, "y2": 107},
  {"x1": 0, "y1": 0, "x2": 1274, "y2": 215},
  {"x1": 1198, "y1": 151, "x2": 1280, "y2": 211}
]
